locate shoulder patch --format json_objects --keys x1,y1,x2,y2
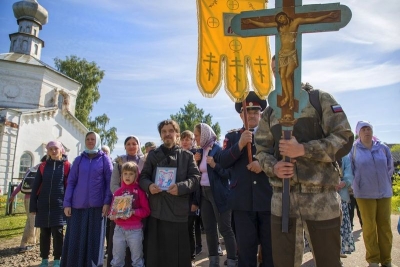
[{"x1": 331, "y1": 104, "x2": 343, "y2": 113}]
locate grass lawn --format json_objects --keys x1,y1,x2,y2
[
  {"x1": 0, "y1": 195, "x2": 26, "y2": 240},
  {"x1": 0, "y1": 213, "x2": 26, "y2": 240}
]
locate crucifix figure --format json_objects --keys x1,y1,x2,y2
[{"x1": 244, "y1": 11, "x2": 337, "y2": 110}]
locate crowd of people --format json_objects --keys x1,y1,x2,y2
[{"x1": 8, "y1": 87, "x2": 396, "y2": 267}]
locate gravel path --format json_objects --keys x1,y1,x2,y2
[{"x1": 0, "y1": 214, "x2": 399, "y2": 266}]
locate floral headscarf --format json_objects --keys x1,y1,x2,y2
[{"x1": 199, "y1": 123, "x2": 217, "y2": 149}]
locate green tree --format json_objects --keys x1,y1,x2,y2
[
  {"x1": 54, "y1": 55, "x2": 118, "y2": 151},
  {"x1": 87, "y1": 114, "x2": 118, "y2": 152},
  {"x1": 170, "y1": 101, "x2": 221, "y2": 140}
]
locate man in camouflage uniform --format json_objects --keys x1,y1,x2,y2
[{"x1": 255, "y1": 87, "x2": 353, "y2": 267}]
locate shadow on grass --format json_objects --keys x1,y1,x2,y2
[{"x1": 0, "y1": 226, "x2": 25, "y2": 238}]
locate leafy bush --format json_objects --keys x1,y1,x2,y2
[{"x1": 392, "y1": 171, "x2": 400, "y2": 212}]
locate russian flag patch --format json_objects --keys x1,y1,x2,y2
[{"x1": 331, "y1": 104, "x2": 343, "y2": 113}]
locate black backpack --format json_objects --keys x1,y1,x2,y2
[
  {"x1": 21, "y1": 168, "x2": 37, "y2": 194},
  {"x1": 266, "y1": 89, "x2": 354, "y2": 161}
]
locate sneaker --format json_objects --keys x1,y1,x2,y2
[
  {"x1": 53, "y1": 259, "x2": 60, "y2": 267},
  {"x1": 195, "y1": 246, "x2": 202, "y2": 255},
  {"x1": 340, "y1": 254, "x2": 347, "y2": 258},
  {"x1": 218, "y1": 245, "x2": 223, "y2": 256},
  {"x1": 18, "y1": 246, "x2": 33, "y2": 253},
  {"x1": 39, "y1": 259, "x2": 49, "y2": 267}
]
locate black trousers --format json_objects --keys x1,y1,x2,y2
[
  {"x1": 349, "y1": 195, "x2": 362, "y2": 227},
  {"x1": 234, "y1": 210, "x2": 273, "y2": 267},
  {"x1": 40, "y1": 226, "x2": 63, "y2": 260},
  {"x1": 188, "y1": 214, "x2": 202, "y2": 259}
]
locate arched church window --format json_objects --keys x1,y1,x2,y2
[
  {"x1": 34, "y1": 44, "x2": 38, "y2": 55},
  {"x1": 21, "y1": 40, "x2": 28, "y2": 52},
  {"x1": 19, "y1": 153, "x2": 32, "y2": 178},
  {"x1": 26, "y1": 26, "x2": 30, "y2": 33},
  {"x1": 34, "y1": 29, "x2": 37, "y2": 36},
  {"x1": 19, "y1": 26, "x2": 22, "y2": 32},
  {"x1": 13, "y1": 40, "x2": 17, "y2": 50},
  {"x1": 58, "y1": 94, "x2": 64, "y2": 109}
]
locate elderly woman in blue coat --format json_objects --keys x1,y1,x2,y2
[
  {"x1": 61, "y1": 131, "x2": 113, "y2": 267},
  {"x1": 30, "y1": 141, "x2": 71, "y2": 267},
  {"x1": 350, "y1": 121, "x2": 394, "y2": 267}
]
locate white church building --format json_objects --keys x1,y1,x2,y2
[{"x1": 0, "y1": 0, "x2": 88, "y2": 194}]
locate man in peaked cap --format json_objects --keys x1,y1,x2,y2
[{"x1": 215, "y1": 91, "x2": 274, "y2": 267}]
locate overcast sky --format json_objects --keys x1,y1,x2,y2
[{"x1": 0, "y1": 0, "x2": 399, "y2": 158}]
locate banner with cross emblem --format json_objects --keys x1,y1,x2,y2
[{"x1": 196, "y1": 0, "x2": 273, "y2": 102}]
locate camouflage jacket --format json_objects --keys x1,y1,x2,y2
[{"x1": 255, "y1": 90, "x2": 353, "y2": 188}]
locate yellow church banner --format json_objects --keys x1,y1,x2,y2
[{"x1": 197, "y1": 0, "x2": 272, "y2": 102}]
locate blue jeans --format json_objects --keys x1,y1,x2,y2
[{"x1": 111, "y1": 225, "x2": 144, "y2": 267}]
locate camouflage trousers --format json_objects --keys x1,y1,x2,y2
[{"x1": 270, "y1": 190, "x2": 342, "y2": 267}]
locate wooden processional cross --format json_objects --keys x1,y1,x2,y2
[{"x1": 231, "y1": 0, "x2": 351, "y2": 232}]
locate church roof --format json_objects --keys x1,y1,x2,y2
[
  {"x1": 0, "y1": 53, "x2": 80, "y2": 85},
  {"x1": 0, "y1": 106, "x2": 88, "y2": 133}
]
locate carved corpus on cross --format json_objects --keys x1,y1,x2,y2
[{"x1": 231, "y1": 0, "x2": 351, "y2": 232}]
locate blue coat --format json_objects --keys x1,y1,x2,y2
[
  {"x1": 63, "y1": 151, "x2": 113, "y2": 209},
  {"x1": 215, "y1": 127, "x2": 272, "y2": 212},
  {"x1": 205, "y1": 144, "x2": 231, "y2": 213},
  {"x1": 30, "y1": 157, "x2": 69, "y2": 227},
  {"x1": 338, "y1": 155, "x2": 353, "y2": 203}
]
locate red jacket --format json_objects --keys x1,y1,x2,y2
[{"x1": 110, "y1": 180, "x2": 150, "y2": 230}]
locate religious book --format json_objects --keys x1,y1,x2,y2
[
  {"x1": 109, "y1": 195, "x2": 133, "y2": 219},
  {"x1": 155, "y1": 167, "x2": 177, "y2": 191}
]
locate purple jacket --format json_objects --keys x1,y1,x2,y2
[
  {"x1": 63, "y1": 151, "x2": 113, "y2": 209},
  {"x1": 350, "y1": 140, "x2": 394, "y2": 199}
]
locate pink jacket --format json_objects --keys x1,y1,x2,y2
[{"x1": 110, "y1": 180, "x2": 150, "y2": 230}]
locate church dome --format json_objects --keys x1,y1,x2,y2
[{"x1": 12, "y1": 0, "x2": 48, "y2": 26}]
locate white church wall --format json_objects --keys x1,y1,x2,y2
[
  {"x1": 0, "y1": 61, "x2": 43, "y2": 109},
  {"x1": 43, "y1": 68, "x2": 80, "y2": 116},
  {"x1": 0, "y1": 109, "x2": 86, "y2": 194}
]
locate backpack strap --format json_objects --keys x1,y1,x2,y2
[
  {"x1": 63, "y1": 161, "x2": 71, "y2": 188},
  {"x1": 265, "y1": 106, "x2": 274, "y2": 129},
  {"x1": 308, "y1": 90, "x2": 322, "y2": 122}
]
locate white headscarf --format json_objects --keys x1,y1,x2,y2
[{"x1": 84, "y1": 131, "x2": 102, "y2": 154}]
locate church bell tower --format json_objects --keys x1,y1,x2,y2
[{"x1": 9, "y1": 0, "x2": 48, "y2": 60}]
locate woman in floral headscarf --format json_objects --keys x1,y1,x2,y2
[
  {"x1": 61, "y1": 131, "x2": 113, "y2": 267},
  {"x1": 193, "y1": 123, "x2": 237, "y2": 267}
]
